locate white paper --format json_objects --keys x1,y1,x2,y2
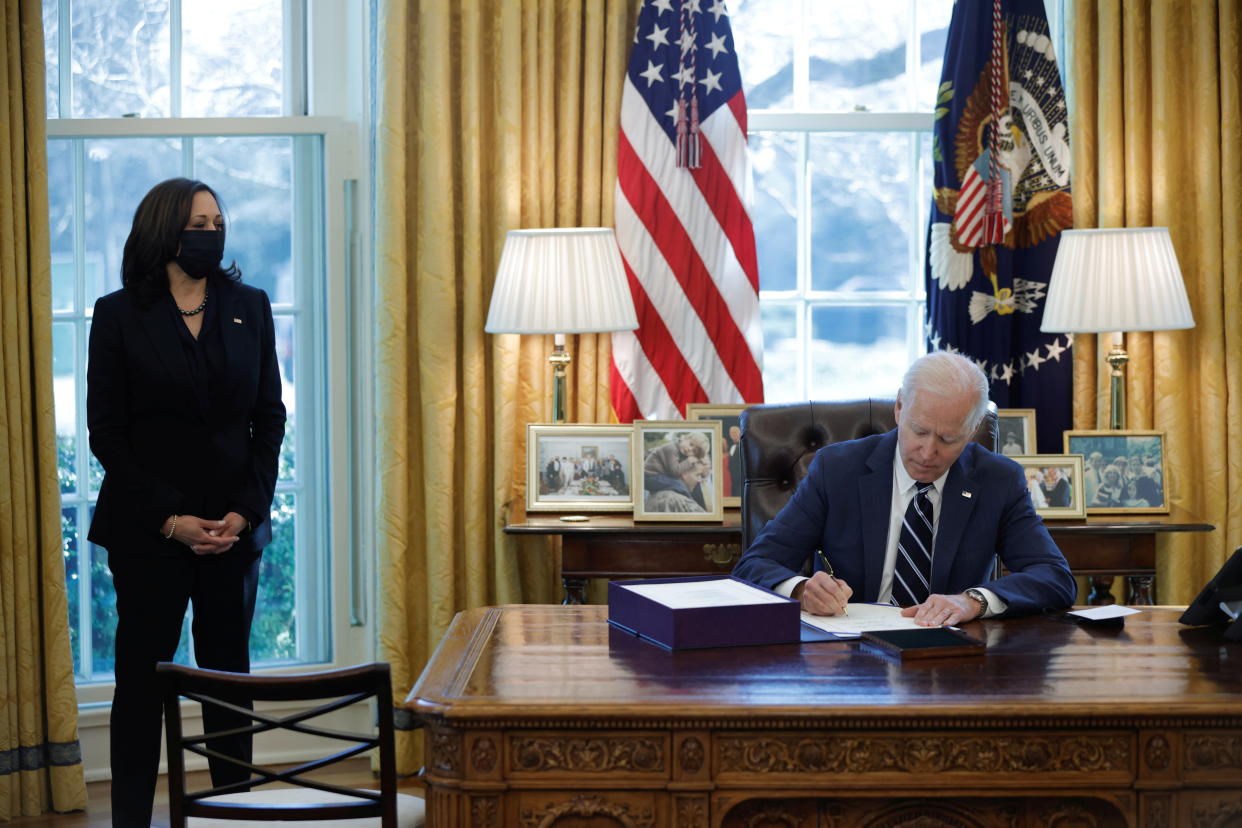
[
  {"x1": 1067, "y1": 605, "x2": 1142, "y2": 621},
  {"x1": 799, "y1": 603, "x2": 926, "y2": 638},
  {"x1": 619, "y1": 578, "x2": 789, "y2": 609}
]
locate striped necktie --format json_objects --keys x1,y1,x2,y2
[{"x1": 892, "y1": 483, "x2": 935, "y2": 607}]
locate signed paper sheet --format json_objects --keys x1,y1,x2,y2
[{"x1": 800, "y1": 603, "x2": 927, "y2": 638}]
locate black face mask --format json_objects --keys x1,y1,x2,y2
[{"x1": 177, "y1": 230, "x2": 225, "y2": 280}]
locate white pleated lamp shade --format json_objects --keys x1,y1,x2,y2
[
  {"x1": 1041, "y1": 227, "x2": 1195, "y2": 333},
  {"x1": 484, "y1": 228, "x2": 639, "y2": 334}
]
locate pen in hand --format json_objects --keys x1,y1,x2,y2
[{"x1": 815, "y1": 549, "x2": 848, "y2": 615}]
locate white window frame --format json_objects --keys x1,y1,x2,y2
[
  {"x1": 750, "y1": 111, "x2": 934, "y2": 400},
  {"x1": 744, "y1": 1, "x2": 1068, "y2": 401},
  {"x1": 744, "y1": 3, "x2": 946, "y2": 400}
]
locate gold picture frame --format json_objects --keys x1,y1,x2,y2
[
  {"x1": 684, "y1": 403, "x2": 749, "y2": 507},
  {"x1": 632, "y1": 419, "x2": 724, "y2": 522},
  {"x1": 996, "y1": 408, "x2": 1037, "y2": 456},
  {"x1": 526, "y1": 424, "x2": 634, "y2": 513},
  {"x1": 1012, "y1": 454, "x2": 1086, "y2": 520},
  {"x1": 1063, "y1": 429, "x2": 1169, "y2": 514}
]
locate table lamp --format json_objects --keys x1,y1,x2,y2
[
  {"x1": 1041, "y1": 227, "x2": 1195, "y2": 429},
  {"x1": 484, "y1": 228, "x2": 638, "y2": 423}
]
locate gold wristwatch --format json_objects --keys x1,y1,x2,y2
[{"x1": 964, "y1": 588, "x2": 988, "y2": 619}]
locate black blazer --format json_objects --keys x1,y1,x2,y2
[{"x1": 87, "y1": 277, "x2": 286, "y2": 555}]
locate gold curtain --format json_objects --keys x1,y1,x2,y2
[
  {"x1": 374, "y1": 0, "x2": 636, "y2": 772},
  {"x1": 0, "y1": 0, "x2": 88, "y2": 818},
  {"x1": 1068, "y1": 1, "x2": 1242, "y2": 601}
]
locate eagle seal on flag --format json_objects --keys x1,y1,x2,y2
[{"x1": 926, "y1": 0, "x2": 1074, "y2": 452}]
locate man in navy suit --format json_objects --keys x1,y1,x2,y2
[{"x1": 733, "y1": 352, "x2": 1075, "y2": 627}]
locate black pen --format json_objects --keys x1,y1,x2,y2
[{"x1": 815, "y1": 549, "x2": 848, "y2": 615}]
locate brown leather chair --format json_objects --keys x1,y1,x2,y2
[{"x1": 739, "y1": 398, "x2": 998, "y2": 549}]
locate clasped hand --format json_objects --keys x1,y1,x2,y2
[
  {"x1": 798, "y1": 571, "x2": 981, "y2": 626},
  {"x1": 168, "y1": 512, "x2": 245, "y2": 555}
]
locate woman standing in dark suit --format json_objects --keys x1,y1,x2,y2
[{"x1": 87, "y1": 178, "x2": 286, "y2": 827}]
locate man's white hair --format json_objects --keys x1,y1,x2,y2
[{"x1": 898, "y1": 351, "x2": 990, "y2": 431}]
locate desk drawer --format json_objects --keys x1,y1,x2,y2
[{"x1": 561, "y1": 535, "x2": 743, "y2": 577}]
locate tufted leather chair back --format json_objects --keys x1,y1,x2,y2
[{"x1": 739, "y1": 399, "x2": 998, "y2": 549}]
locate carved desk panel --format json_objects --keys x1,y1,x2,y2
[{"x1": 406, "y1": 605, "x2": 1242, "y2": 827}]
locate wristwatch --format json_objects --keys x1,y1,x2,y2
[{"x1": 964, "y1": 588, "x2": 988, "y2": 619}]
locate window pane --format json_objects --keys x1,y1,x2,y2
[
  {"x1": 751, "y1": 132, "x2": 797, "y2": 292},
  {"x1": 809, "y1": 132, "x2": 913, "y2": 292},
  {"x1": 88, "y1": 531, "x2": 116, "y2": 680},
  {"x1": 84, "y1": 138, "x2": 182, "y2": 304},
  {"x1": 252, "y1": 492, "x2": 297, "y2": 663},
  {"x1": 89, "y1": 453, "x2": 104, "y2": 494},
  {"x1": 48, "y1": 140, "x2": 75, "y2": 311},
  {"x1": 917, "y1": 129, "x2": 934, "y2": 291},
  {"x1": 759, "y1": 303, "x2": 799, "y2": 402},
  {"x1": 53, "y1": 322, "x2": 77, "y2": 495},
  {"x1": 275, "y1": 315, "x2": 296, "y2": 483},
  {"x1": 731, "y1": 0, "x2": 793, "y2": 110},
  {"x1": 193, "y1": 136, "x2": 293, "y2": 303},
  {"x1": 87, "y1": 319, "x2": 104, "y2": 493},
  {"x1": 63, "y1": 507, "x2": 79, "y2": 675},
  {"x1": 43, "y1": 0, "x2": 59, "y2": 118},
  {"x1": 809, "y1": 305, "x2": 907, "y2": 399},
  {"x1": 71, "y1": 0, "x2": 171, "y2": 118},
  {"x1": 181, "y1": 0, "x2": 283, "y2": 117},
  {"x1": 914, "y1": 2, "x2": 954, "y2": 111},
  {"x1": 172, "y1": 617, "x2": 192, "y2": 665},
  {"x1": 807, "y1": 1, "x2": 913, "y2": 111}
]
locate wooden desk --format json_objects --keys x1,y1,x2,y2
[
  {"x1": 505, "y1": 508, "x2": 1214, "y2": 605},
  {"x1": 407, "y1": 605, "x2": 1242, "y2": 827}
]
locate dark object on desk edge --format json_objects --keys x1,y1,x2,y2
[
  {"x1": 1179, "y1": 545, "x2": 1242, "y2": 642},
  {"x1": 859, "y1": 626, "x2": 986, "y2": 659}
]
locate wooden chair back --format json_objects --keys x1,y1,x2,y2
[{"x1": 157, "y1": 661, "x2": 413, "y2": 827}]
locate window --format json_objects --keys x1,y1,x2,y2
[
  {"x1": 731, "y1": 0, "x2": 955, "y2": 400},
  {"x1": 45, "y1": 0, "x2": 336, "y2": 688}
]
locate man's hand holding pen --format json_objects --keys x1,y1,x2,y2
[{"x1": 792, "y1": 550, "x2": 853, "y2": 616}]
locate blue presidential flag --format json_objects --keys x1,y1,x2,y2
[{"x1": 926, "y1": 0, "x2": 1073, "y2": 453}]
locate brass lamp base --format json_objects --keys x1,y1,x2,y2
[
  {"x1": 549, "y1": 334, "x2": 572, "y2": 424},
  {"x1": 1106, "y1": 345, "x2": 1129, "y2": 430}
]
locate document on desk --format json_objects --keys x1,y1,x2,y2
[
  {"x1": 619, "y1": 578, "x2": 789, "y2": 609},
  {"x1": 1066, "y1": 605, "x2": 1142, "y2": 621},
  {"x1": 801, "y1": 603, "x2": 926, "y2": 638}
]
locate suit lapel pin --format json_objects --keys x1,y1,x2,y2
[
  {"x1": 233, "y1": 318, "x2": 243, "y2": 324},
  {"x1": 962, "y1": 491, "x2": 973, "y2": 498}
]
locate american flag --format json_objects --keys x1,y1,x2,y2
[{"x1": 610, "y1": 0, "x2": 764, "y2": 422}]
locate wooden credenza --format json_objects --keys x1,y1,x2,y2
[
  {"x1": 407, "y1": 605, "x2": 1242, "y2": 827},
  {"x1": 505, "y1": 508, "x2": 1213, "y2": 605}
]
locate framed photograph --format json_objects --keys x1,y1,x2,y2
[
  {"x1": 997, "y1": 408, "x2": 1037, "y2": 457},
  {"x1": 1063, "y1": 429, "x2": 1169, "y2": 514},
  {"x1": 632, "y1": 420, "x2": 724, "y2": 522},
  {"x1": 526, "y1": 424, "x2": 634, "y2": 513},
  {"x1": 685, "y1": 403, "x2": 748, "y2": 507},
  {"x1": 1012, "y1": 454, "x2": 1086, "y2": 519}
]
